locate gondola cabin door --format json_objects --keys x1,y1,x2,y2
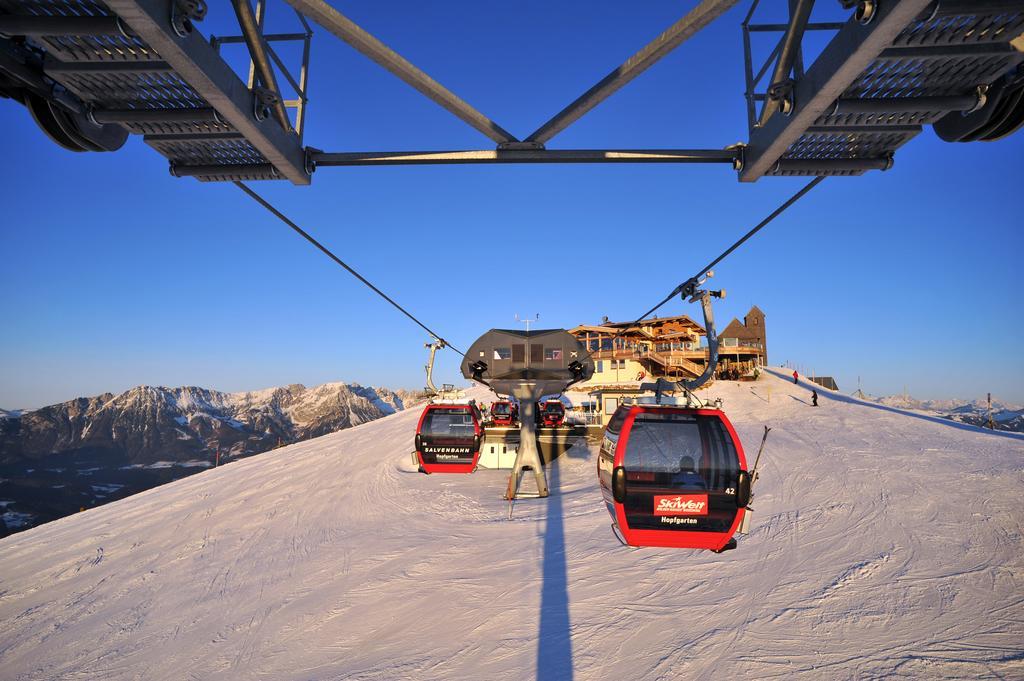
[
  {"x1": 598, "y1": 405, "x2": 749, "y2": 551},
  {"x1": 415, "y1": 404, "x2": 482, "y2": 474}
]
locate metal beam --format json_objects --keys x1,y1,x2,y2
[
  {"x1": 104, "y1": 0, "x2": 310, "y2": 184},
  {"x1": 230, "y1": 0, "x2": 292, "y2": 132},
  {"x1": 42, "y1": 57, "x2": 174, "y2": 74},
  {"x1": 831, "y1": 94, "x2": 979, "y2": 115},
  {"x1": 145, "y1": 132, "x2": 245, "y2": 141},
  {"x1": 524, "y1": 0, "x2": 741, "y2": 144},
  {"x1": 170, "y1": 163, "x2": 279, "y2": 178},
  {"x1": 211, "y1": 32, "x2": 308, "y2": 44},
  {"x1": 930, "y1": 0, "x2": 1024, "y2": 16},
  {"x1": 282, "y1": 0, "x2": 516, "y2": 144},
  {"x1": 806, "y1": 124, "x2": 921, "y2": 133},
  {"x1": 747, "y1": 21, "x2": 845, "y2": 31},
  {"x1": 312, "y1": 149, "x2": 738, "y2": 166},
  {"x1": 0, "y1": 15, "x2": 129, "y2": 36},
  {"x1": 878, "y1": 43, "x2": 1020, "y2": 59},
  {"x1": 773, "y1": 156, "x2": 892, "y2": 173},
  {"x1": 91, "y1": 107, "x2": 221, "y2": 124},
  {"x1": 741, "y1": 0, "x2": 935, "y2": 182},
  {"x1": 756, "y1": 0, "x2": 815, "y2": 128}
]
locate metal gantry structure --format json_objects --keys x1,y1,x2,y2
[{"x1": 1, "y1": 0, "x2": 1021, "y2": 185}]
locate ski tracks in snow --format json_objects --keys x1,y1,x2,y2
[{"x1": 0, "y1": 377, "x2": 1021, "y2": 680}]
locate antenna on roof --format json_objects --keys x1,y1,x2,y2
[{"x1": 514, "y1": 313, "x2": 540, "y2": 333}]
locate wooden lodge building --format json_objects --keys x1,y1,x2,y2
[
  {"x1": 568, "y1": 307, "x2": 768, "y2": 424},
  {"x1": 720, "y1": 305, "x2": 767, "y2": 365}
]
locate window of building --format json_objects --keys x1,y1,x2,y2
[
  {"x1": 597, "y1": 360, "x2": 604, "y2": 372},
  {"x1": 544, "y1": 348, "x2": 563, "y2": 361},
  {"x1": 530, "y1": 344, "x2": 544, "y2": 363},
  {"x1": 605, "y1": 398, "x2": 618, "y2": 414},
  {"x1": 493, "y1": 347, "x2": 512, "y2": 360},
  {"x1": 512, "y1": 344, "x2": 525, "y2": 363}
]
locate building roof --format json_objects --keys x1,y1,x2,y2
[
  {"x1": 585, "y1": 384, "x2": 645, "y2": 395},
  {"x1": 571, "y1": 314, "x2": 706, "y2": 338},
  {"x1": 810, "y1": 376, "x2": 839, "y2": 391},
  {"x1": 721, "y1": 318, "x2": 746, "y2": 338},
  {"x1": 721, "y1": 314, "x2": 764, "y2": 341},
  {"x1": 604, "y1": 313, "x2": 703, "y2": 330},
  {"x1": 747, "y1": 305, "x2": 765, "y2": 317},
  {"x1": 570, "y1": 325, "x2": 619, "y2": 335}
]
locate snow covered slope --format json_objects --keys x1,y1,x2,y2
[{"x1": 0, "y1": 372, "x2": 1021, "y2": 680}]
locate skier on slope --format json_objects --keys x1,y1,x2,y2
[
  {"x1": 812, "y1": 390, "x2": 818, "y2": 407},
  {"x1": 793, "y1": 370, "x2": 799, "y2": 384}
]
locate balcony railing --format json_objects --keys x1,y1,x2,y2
[{"x1": 590, "y1": 344, "x2": 762, "y2": 362}]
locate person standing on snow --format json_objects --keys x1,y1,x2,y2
[
  {"x1": 793, "y1": 370, "x2": 799, "y2": 384},
  {"x1": 812, "y1": 390, "x2": 818, "y2": 407}
]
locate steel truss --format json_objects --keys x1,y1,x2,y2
[
  {"x1": 1, "y1": 0, "x2": 1022, "y2": 182},
  {"x1": 741, "y1": 0, "x2": 1024, "y2": 180}
]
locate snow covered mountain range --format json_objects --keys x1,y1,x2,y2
[
  {"x1": 0, "y1": 382, "x2": 418, "y2": 465},
  {"x1": 860, "y1": 394, "x2": 1024, "y2": 432},
  {"x1": 0, "y1": 382, "x2": 424, "y2": 536}
]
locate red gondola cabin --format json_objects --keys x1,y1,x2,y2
[
  {"x1": 415, "y1": 402, "x2": 483, "y2": 474},
  {"x1": 537, "y1": 400, "x2": 566, "y2": 427},
  {"x1": 490, "y1": 400, "x2": 518, "y2": 427},
  {"x1": 597, "y1": 403, "x2": 751, "y2": 551}
]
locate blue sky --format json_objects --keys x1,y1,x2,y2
[{"x1": 1, "y1": 0, "x2": 1022, "y2": 409}]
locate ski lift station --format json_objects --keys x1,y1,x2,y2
[
  {"x1": 2, "y1": 0, "x2": 1023, "y2": 548},
  {"x1": 2, "y1": 4, "x2": 1024, "y2": 678}
]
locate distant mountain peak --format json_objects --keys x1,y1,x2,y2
[
  {"x1": 0, "y1": 381, "x2": 426, "y2": 466},
  {"x1": 861, "y1": 393, "x2": 1023, "y2": 433}
]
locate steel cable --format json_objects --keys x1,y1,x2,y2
[
  {"x1": 235, "y1": 181, "x2": 465, "y2": 356},
  {"x1": 585, "y1": 175, "x2": 825, "y2": 358}
]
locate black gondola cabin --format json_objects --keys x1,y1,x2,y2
[
  {"x1": 415, "y1": 402, "x2": 483, "y2": 474},
  {"x1": 598, "y1": 403, "x2": 750, "y2": 551}
]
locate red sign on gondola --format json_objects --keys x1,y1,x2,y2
[{"x1": 654, "y1": 494, "x2": 708, "y2": 516}]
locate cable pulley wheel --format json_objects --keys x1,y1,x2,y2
[
  {"x1": 935, "y1": 73, "x2": 1024, "y2": 144},
  {"x1": 24, "y1": 93, "x2": 128, "y2": 153}
]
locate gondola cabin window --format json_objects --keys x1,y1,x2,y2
[
  {"x1": 606, "y1": 406, "x2": 628, "y2": 434},
  {"x1": 624, "y1": 412, "x2": 738, "y2": 493},
  {"x1": 422, "y1": 409, "x2": 476, "y2": 437}
]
